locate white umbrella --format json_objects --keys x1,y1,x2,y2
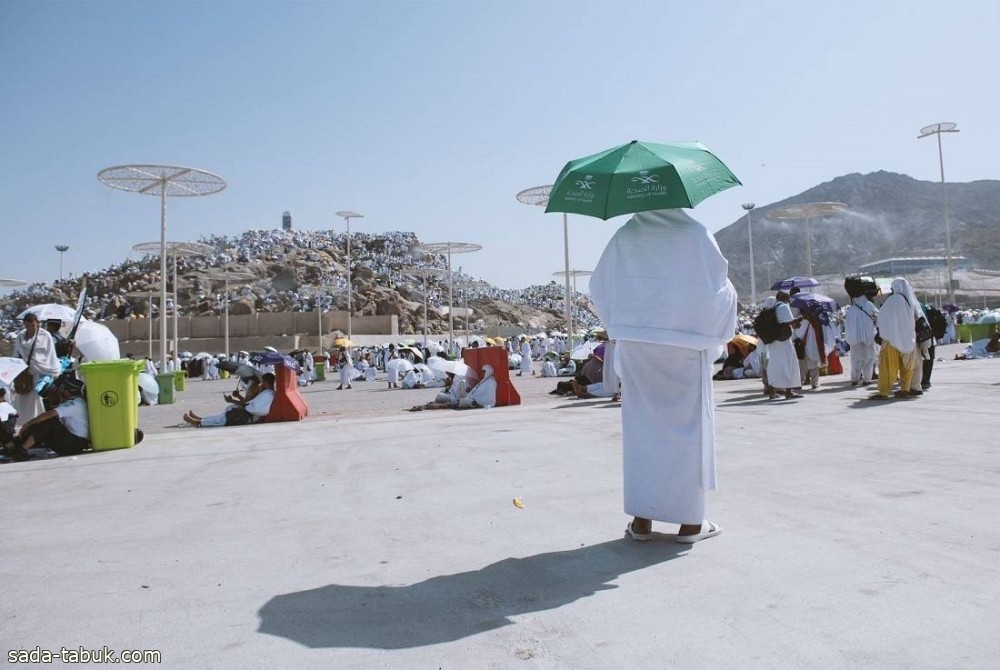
[
  {"x1": 17, "y1": 303, "x2": 77, "y2": 324},
  {"x1": 0, "y1": 356, "x2": 28, "y2": 386},
  {"x1": 570, "y1": 341, "x2": 600, "y2": 360},
  {"x1": 138, "y1": 372, "x2": 159, "y2": 405},
  {"x1": 73, "y1": 320, "x2": 121, "y2": 362}
]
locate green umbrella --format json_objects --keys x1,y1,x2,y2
[{"x1": 544, "y1": 140, "x2": 741, "y2": 220}]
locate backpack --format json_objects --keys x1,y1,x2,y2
[
  {"x1": 753, "y1": 307, "x2": 781, "y2": 344},
  {"x1": 924, "y1": 305, "x2": 948, "y2": 340}
]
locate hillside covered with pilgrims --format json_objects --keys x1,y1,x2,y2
[{"x1": 1, "y1": 229, "x2": 601, "y2": 337}]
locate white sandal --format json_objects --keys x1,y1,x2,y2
[
  {"x1": 675, "y1": 521, "x2": 722, "y2": 544},
  {"x1": 624, "y1": 521, "x2": 653, "y2": 542}
]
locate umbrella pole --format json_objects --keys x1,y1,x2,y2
[
  {"x1": 317, "y1": 293, "x2": 322, "y2": 353},
  {"x1": 423, "y1": 276, "x2": 428, "y2": 350},
  {"x1": 159, "y1": 187, "x2": 168, "y2": 372},
  {"x1": 563, "y1": 213, "x2": 573, "y2": 351}
]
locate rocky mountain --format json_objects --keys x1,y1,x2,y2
[{"x1": 716, "y1": 171, "x2": 1000, "y2": 296}]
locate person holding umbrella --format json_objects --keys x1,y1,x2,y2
[{"x1": 590, "y1": 208, "x2": 737, "y2": 543}]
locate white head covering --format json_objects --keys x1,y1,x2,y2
[
  {"x1": 590, "y1": 209, "x2": 737, "y2": 351},
  {"x1": 761, "y1": 296, "x2": 777, "y2": 309},
  {"x1": 877, "y1": 277, "x2": 919, "y2": 352}
]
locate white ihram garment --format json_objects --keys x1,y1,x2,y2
[{"x1": 590, "y1": 209, "x2": 737, "y2": 525}]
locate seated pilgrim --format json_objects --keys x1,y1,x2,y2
[
  {"x1": 2, "y1": 376, "x2": 90, "y2": 460},
  {"x1": 456, "y1": 363, "x2": 498, "y2": 409},
  {"x1": 183, "y1": 373, "x2": 276, "y2": 427},
  {"x1": 408, "y1": 371, "x2": 469, "y2": 411}
]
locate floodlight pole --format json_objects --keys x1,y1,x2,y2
[
  {"x1": 172, "y1": 251, "x2": 180, "y2": 365},
  {"x1": 919, "y1": 122, "x2": 959, "y2": 302},
  {"x1": 742, "y1": 203, "x2": 757, "y2": 304}
]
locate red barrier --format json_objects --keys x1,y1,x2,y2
[
  {"x1": 462, "y1": 347, "x2": 520, "y2": 407},
  {"x1": 263, "y1": 365, "x2": 309, "y2": 422}
]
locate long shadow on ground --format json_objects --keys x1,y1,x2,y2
[{"x1": 258, "y1": 539, "x2": 685, "y2": 648}]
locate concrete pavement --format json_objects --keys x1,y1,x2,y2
[{"x1": 2, "y1": 345, "x2": 999, "y2": 669}]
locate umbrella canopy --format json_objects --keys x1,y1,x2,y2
[
  {"x1": 138, "y1": 372, "x2": 160, "y2": 402},
  {"x1": 544, "y1": 140, "x2": 741, "y2": 220},
  {"x1": 570, "y1": 340, "x2": 601, "y2": 360},
  {"x1": 249, "y1": 351, "x2": 301, "y2": 372},
  {"x1": 791, "y1": 292, "x2": 839, "y2": 321},
  {"x1": 771, "y1": 277, "x2": 820, "y2": 291},
  {"x1": 397, "y1": 346, "x2": 424, "y2": 361},
  {"x1": 0, "y1": 356, "x2": 28, "y2": 386},
  {"x1": 976, "y1": 312, "x2": 1000, "y2": 325},
  {"x1": 217, "y1": 360, "x2": 262, "y2": 381},
  {"x1": 16, "y1": 303, "x2": 77, "y2": 324},
  {"x1": 333, "y1": 338, "x2": 355, "y2": 348},
  {"x1": 729, "y1": 333, "x2": 759, "y2": 357},
  {"x1": 73, "y1": 320, "x2": 121, "y2": 362},
  {"x1": 941, "y1": 303, "x2": 960, "y2": 313}
]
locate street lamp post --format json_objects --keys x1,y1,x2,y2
[
  {"x1": 742, "y1": 203, "x2": 757, "y2": 304},
  {"x1": 55, "y1": 245, "x2": 69, "y2": 281},
  {"x1": 335, "y1": 211, "x2": 363, "y2": 343},
  {"x1": 918, "y1": 122, "x2": 960, "y2": 303}
]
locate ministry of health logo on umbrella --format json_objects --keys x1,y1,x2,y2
[
  {"x1": 631, "y1": 170, "x2": 659, "y2": 185},
  {"x1": 565, "y1": 175, "x2": 597, "y2": 204}
]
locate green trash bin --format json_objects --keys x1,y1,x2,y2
[
  {"x1": 174, "y1": 370, "x2": 186, "y2": 392},
  {"x1": 80, "y1": 360, "x2": 144, "y2": 451},
  {"x1": 314, "y1": 361, "x2": 326, "y2": 381},
  {"x1": 156, "y1": 372, "x2": 176, "y2": 405}
]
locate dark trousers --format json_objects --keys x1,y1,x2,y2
[
  {"x1": 922, "y1": 344, "x2": 936, "y2": 386},
  {"x1": 22, "y1": 417, "x2": 89, "y2": 456}
]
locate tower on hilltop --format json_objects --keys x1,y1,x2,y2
[{"x1": 282, "y1": 211, "x2": 292, "y2": 230}]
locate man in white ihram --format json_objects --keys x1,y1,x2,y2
[{"x1": 590, "y1": 209, "x2": 736, "y2": 544}]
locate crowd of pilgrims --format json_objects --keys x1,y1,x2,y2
[
  {"x1": 714, "y1": 277, "x2": 997, "y2": 400},
  {"x1": 1, "y1": 229, "x2": 599, "y2": 337}
]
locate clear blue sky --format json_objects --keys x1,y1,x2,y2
[{"x1": 1, "y1": 0, "x2": 997, "y2": 294}]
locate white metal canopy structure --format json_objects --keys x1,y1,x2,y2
[
  {"x1": 767, "y1": 202, "x2": 848, "y2": 278},
  {"x1": 552, "y1": 269, "x2": 593, "y2": 333},
  {"x1": 133, "y1": 241, "x2": 213, "y2": 367},
  {"x1": 310, "y1": 284, "x2": 342, "y2": 353},
  {"x1": 98, "y1": 165, "x2": 226, "y2": 370},
  {"x1": 412, "y1": 242, "x2": 481, "y2": 347},
  {"x1": 335, "y1": 211, "x2": 363, "y2": 343},
  {"x1": 198, "y1": 270, "x2": 256, "y2": 359},
  {"x1": 125, "y1": 287, "x2": 159, "y2": 360},
  {"x1": 408, "y1": 268, "x2": 447, "y2": 349},
  {"x1": 0, "y1": 278, "x2": 29, "y2": 289},
  {"x1": 517, "y1": 184, "x2": 575, "y2": 348}
]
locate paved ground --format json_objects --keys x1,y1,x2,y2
[{"x1": 3, "y1": 345, "x2": 999, "y2": 669}]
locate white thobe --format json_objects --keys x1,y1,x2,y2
[
  {"x1": 519, "y1": 342, "x2": 532, "y2": 374},
  {"x1": 590, "y1": 209, "x2": 737, "y2": 525}
]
